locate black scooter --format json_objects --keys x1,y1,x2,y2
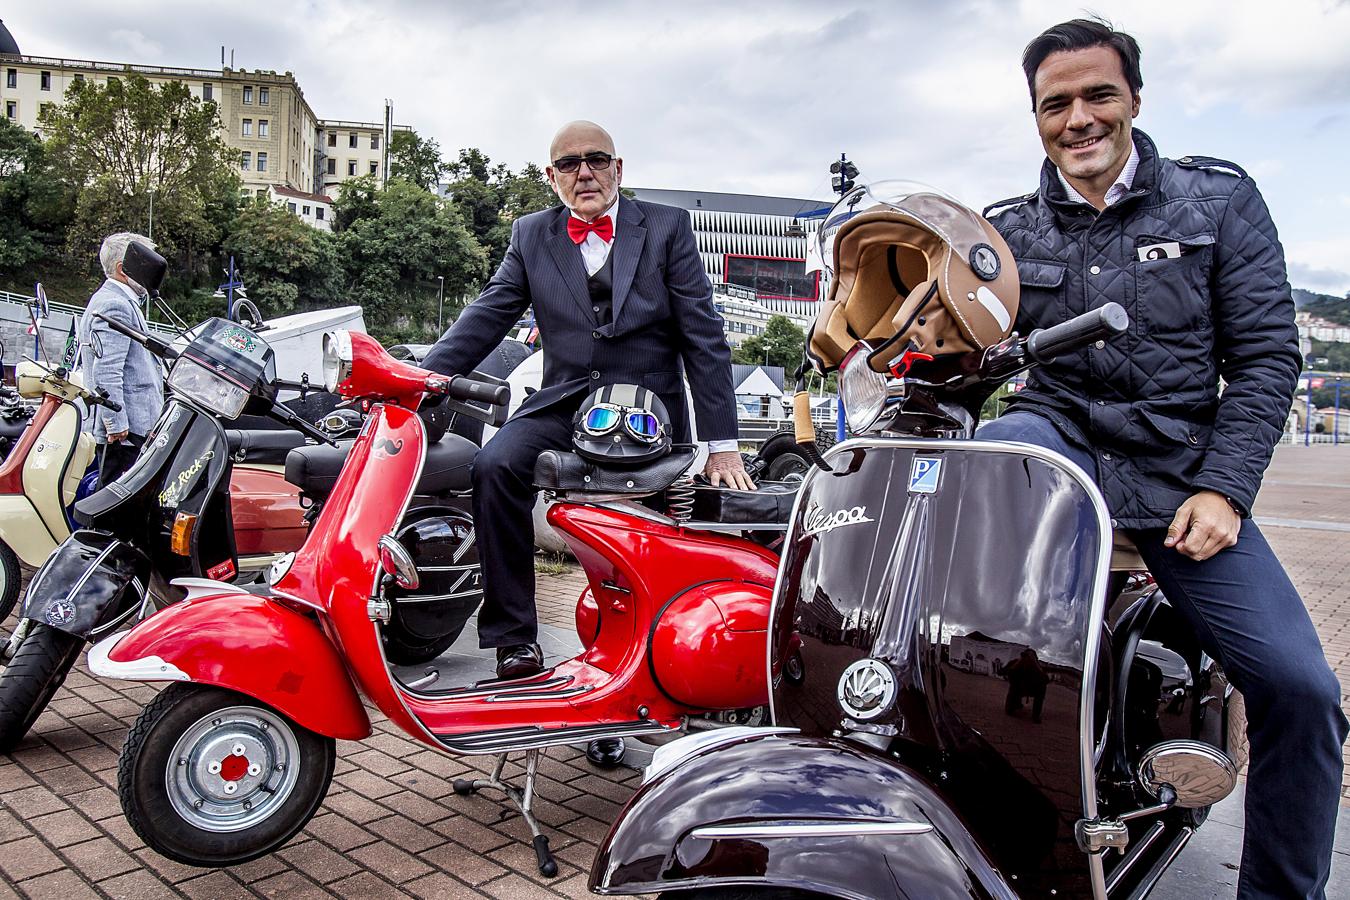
[{"x1": 592, "y1": 304, "x2": 1247, "y2": 900}]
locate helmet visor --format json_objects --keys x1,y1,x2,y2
[
  {"x1": 817, "y1": 180, "x2": 993, "y2": 277},
  {"x1": 583, "y1": 403, "x2": 663, "y2": 443},
  {"x1": 583, "y1": 404, "x2": 622, "y2": 435}
]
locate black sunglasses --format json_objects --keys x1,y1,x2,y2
[{"x1": 552, "y1": 152, "x2": 614, "y2": 174}]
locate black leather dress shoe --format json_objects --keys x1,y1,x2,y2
[{"x1": 495, "y1": 643, "x2": 544, "y2": 679}]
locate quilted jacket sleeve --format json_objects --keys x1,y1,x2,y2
[{"x1": 1192, "y1": 177, "x2": 1301, "y2": 513}]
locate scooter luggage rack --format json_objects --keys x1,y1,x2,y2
[{"x1": 453, "y1": 750, "x2": 558, "y2": 876}]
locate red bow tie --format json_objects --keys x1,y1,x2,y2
[{"x1": 568, "y1": 215, "x2": 613, "y2": 244}]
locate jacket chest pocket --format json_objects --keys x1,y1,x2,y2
[
  {"x1": 1015, "y1": 259, "x2": 1068, "y2": 327},
  {"x1": 1135, "y1": 234, "x2": 1215, "y2": 334}
]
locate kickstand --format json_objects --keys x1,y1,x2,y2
[{"x1": 453, "y1": 750, "x2": 558, "y2": 877}]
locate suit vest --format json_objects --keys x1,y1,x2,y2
[{"x1": 587, "y1": 251, "x2": 614, "y2": 326}]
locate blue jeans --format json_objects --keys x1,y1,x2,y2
[{"x1": 978, "y1": 412, "x2": 1348, "y2": 900}]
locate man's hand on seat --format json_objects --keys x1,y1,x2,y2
[
  {"x1": 1164, "y1": 490, "x2": 1240, "y2": 561},
  {"x1": 705, "y1": 450, "x2": 756, "y2": 491}
]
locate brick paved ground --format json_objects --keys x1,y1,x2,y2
[{"x1": 0, "y1": 445, "x2": 1345, "y2": 898}]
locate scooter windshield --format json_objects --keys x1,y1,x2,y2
[{"x1": 817, "y1": 181, "x2": 993, "y2": 277}]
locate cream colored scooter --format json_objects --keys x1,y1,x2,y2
[{"x1": 0, "y1": 359, "x2": 107, "y2": 622}]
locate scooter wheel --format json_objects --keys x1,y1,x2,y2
[
  {"x1": 0, "y1": 542, "x2": 19, "y2": 622},
  {"x1": 118, "y1": 684, "x2": 335, "y2": 866}
]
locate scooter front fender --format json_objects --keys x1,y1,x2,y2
[
  {"x1": 21, "y1": 529, "x2": 150, "y2": 639},
  {"x1": 591, "y1": 731, "x2": 1016, "y2": 900},
  {"x1": 88, "y1": 588, "x2": 370, "y2": 741}
]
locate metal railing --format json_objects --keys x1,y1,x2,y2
[{"x1": 0, "y1": 290, "x2": 179, "y2": 338}]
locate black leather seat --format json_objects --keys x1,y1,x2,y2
[
  {"x1": 225, "y1": 429, "x2": 308, "y2": 466},
  {"x1": 533, "y1": 445, "x2": 699, "y2": 495},
  {"x1": 286, "y1": 432, "x2": 477, "y2": 496}
]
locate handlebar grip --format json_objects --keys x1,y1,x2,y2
[
  {"x1": 1026, "y1": 302, "x2": 1129, "y2": 364},
  {"x1": 443, "y1": 375, "x2": 510, "y2": 407},
  {"x1": 101, "y1": 397, "x2": 123, "y2": 413}
]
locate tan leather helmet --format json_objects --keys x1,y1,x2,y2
[{"x1": 807, "y1": 182, "x2": 1019, "y2": 374}]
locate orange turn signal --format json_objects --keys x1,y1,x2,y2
[{"x1": 170, "y1": 512, "x2": 198, "y2": 555}]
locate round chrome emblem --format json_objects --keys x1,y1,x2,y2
[
  {"x1": 45, "y1": 599, "x2": 76, "y2": 627},
  {"x1": 837, "y1": 658, "x2": 896, "y2": 720}
]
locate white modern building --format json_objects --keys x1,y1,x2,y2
[{"x1": 268, "y1": 184, "x2": 334, "y2": 231}]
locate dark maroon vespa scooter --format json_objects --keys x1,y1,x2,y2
[{"x1": 590, "y1": 303, "x2": 1247, "y2": 900}]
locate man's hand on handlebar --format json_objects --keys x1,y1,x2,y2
[
  {"x1": 1164, "y1": 490, "x2": 1240, "y2": 561},
  {"x1": 705, "y1": 450, "x2": 756, "y2": 491}
]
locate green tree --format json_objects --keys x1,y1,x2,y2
[
  {"x1": 40, "y1": 73, "x2": 240, "y2": 294},
  {"x1": 0, "y1": 118, "x2": 74, "y2": 275},
  {"x1": 444, "y1": 149, "x2": 559, "y2": 270},
  {"x1": 733, "y1": 315, "x2": 807, "y2": 371},
  {"x1": 333, "y1": 179, "x2": 488, "y2": 343},
  {"x1": 388, "y1": 129, "x2": 446, "y2": 191},
  {"x1": 223, "y1": 199, "x2": 342, "y2": 317}
]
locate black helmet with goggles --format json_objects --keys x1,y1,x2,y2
[{"x1": 573, "y1": 384, "x2": 671, "y2": 465}]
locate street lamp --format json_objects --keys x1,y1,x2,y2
[{"x1": 436, "y1": 275, "x2": 446, "y2": 334}]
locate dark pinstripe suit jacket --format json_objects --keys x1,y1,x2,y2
[{"x1": 422, "y1": 197, "x2": 738, "y2": 442}]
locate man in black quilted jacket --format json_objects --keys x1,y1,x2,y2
[{"x1": 979, "y1": 18, "x2": 1347, "y2": 899}]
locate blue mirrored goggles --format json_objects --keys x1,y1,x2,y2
[{"x1": 583, "y1": 403, "x2": 663, "y2": 442}]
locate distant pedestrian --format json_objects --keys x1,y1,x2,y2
[{"x1": 78, "y1": 232, "x2": 165, "y2": 485}]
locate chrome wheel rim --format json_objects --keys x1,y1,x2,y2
[{"x1": 165, "y1": 705, "x2": 302, "y2": 832}]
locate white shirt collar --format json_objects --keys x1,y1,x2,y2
[
  {"x1": 1057, "y1": 141, "x2": 1140, "y2": 208},
  {"x1": 108, "y1": 277, "x2": 143, "y2": 304}
]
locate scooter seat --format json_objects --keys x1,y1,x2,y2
[
  {"x1": 533, "y1": 445, "x2": 699, "y2": 496},
  {"x1": 224, "y1": 429, "x2": 308, "y2": 466},
  {"x1": 285, "y1": 432, "x2": 477, "y2": 497}
]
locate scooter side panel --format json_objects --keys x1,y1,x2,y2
[
  {"x1": 0, "y1": 494, "x2": 57, "y2": 567},
  {"x1": 228, "y1": 464, "x2": 307, "y2": 556},
  {"x1": 99, "y1": 592, "x2": 371, "y2": 740},
  {"x1": 22, "y1": 400, "x2": 81, "y2": 545},
  {"x1": 591, "y1": 732, "x2": 1015, "y2": 899},
  {"x1": 770, "y1": 440, "x2": 1109, "y2": 898}
]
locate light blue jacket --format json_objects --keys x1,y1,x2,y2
[{"x1": 78, "y1": 280, "x2": 164, "y2": 440}]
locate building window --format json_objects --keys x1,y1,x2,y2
[
  {"x1": 243, "y1": 86, "x2": 253, "y2": 104},
  {"x1": 724, "y1": 255, "x2": 820, "y2": 302},
  {"x1": 369, "y1": 161, "x2": 378, "y2": 176},
  {"x1": 315, "y1": 207, "x2": 325, "y2": 221},
  {"x1": 241, "y1": 118, "x2": 252, "y2": 136},
  {"x1": 327, "y1": 131, "x2": 336, "y2": 147},
  {"x1": 302, "y1": 205, "x2": 310, "y2": 215},
  {"x1": 257, "y1": 188, "x2": 267, "y2": 199},
  {"x1": 39, "y1": 103, "x2": 54, "y2": 119},
  {"x1": 4, "y1": 101, "x2": 15, "y2": 120},
  {"x1": 40, "y1": 71, "x2": 51, "y2": 91},
  {"x1": 347, "y1": 160, "x2": 357, "y2": 176},
  {"x1": 259, "y1": 87, "x2": 269, "y2": 105},
  {"x1": 371, "y1": 134, "x2": 380, "y2": 150},
  {"x1": 257, "y1": 152, "x2": 267, "y2": 172},
  {"x1": 258, "y1": 119, "x2": 269, "y2": 137},
  {"x1": 203, "y1": 82, "x2": 212, "y2": 101},
  {"x1": 240, "y1": 151, "x2": 251, "y2": 171},
  {"x1": 5, "y1": 69, "x2": 15, "y2": 89},
  {"x1": 287, "y1": 202, "x2": 297, "y2": 213},
  {"x1": 326, "y1": 158, "x2": 336, "y2": 175},
  {"x1": 73, "y1": 73, "x2": 84, "y2": 84},
  {"x1": 348, "y1": 134, "x2": 357, "y2": 148},
  {"x1": 107, "y1": 76, "x2": 119, "y2": 87}
]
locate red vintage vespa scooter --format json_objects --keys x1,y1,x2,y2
[{"x1": 90, "y1": 330, "x2": 781, "y2": 876}]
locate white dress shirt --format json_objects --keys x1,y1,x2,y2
[
  {"x1": 1057, "y1": 141, "x2": 1140, "y2": 208},
  {"x1": 571, "y1": 201, "x2": 738, "y2": 456}
]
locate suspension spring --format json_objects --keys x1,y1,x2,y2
[{"x1": 666, "y1": 473, "x2": 695, "y2": 523}]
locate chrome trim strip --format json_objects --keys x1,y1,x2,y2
[
  {"x1": 791, "y1": 437, "x2": 1114, "y2": 899},
  {"x1": 87, "y1": 630, "x2": 190, "y2": 682},
  {"x1": 483, "y1": 686, "x2": 591, "y2": 702},
  {"x1": 690, "y1": 821, "x2": 933, "y2": 840},
  {"x1": 1104, "y1": 820, "x2": 1166, "y2": 894},
  {"x1": 401, "y1": 673, "x2": 573, "y2": 702},
  {"x1": 1131, "y1": 826, "x2": 1194, "y2": 898}
]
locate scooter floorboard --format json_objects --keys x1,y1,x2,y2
[{"x1": 434, "y1": 718, "x2": 671, "y2": 754}]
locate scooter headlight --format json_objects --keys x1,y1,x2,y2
[
  {"x1": 839, "y1": 342, "x2": 888, "y2": 433},
  {"x1": 167, "y1": 357, "x2": 249, "y2": 419},
  {"x1": 322, "y1": 330, "x2": 353, "y2": 393}
]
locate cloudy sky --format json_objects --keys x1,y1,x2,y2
[{"x1": 7, "y1": 0, "x2": 1350, "y2": 294}]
